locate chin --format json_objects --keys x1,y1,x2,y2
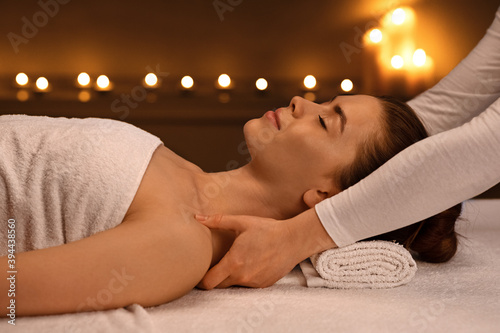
[
  {"x1": 242, "y1": 116, "x2": 276, "y2": 159},
  {"x1": 242, "y1": 118, "x2": 260, "y2": 158}
]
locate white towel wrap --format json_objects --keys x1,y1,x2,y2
[
  {"x1": 0, "y1": 115, "x2": 163, "y2": 255},
  {"x1": 300, "y1": 240, "x2": 417, "y2": 289}
]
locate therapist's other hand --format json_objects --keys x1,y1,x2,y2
[{"x1": 194, "y1": 214, "x2": 300, "y2": 289}]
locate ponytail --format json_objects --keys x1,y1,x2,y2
[
  {"x1": 406, "y1": 203, "x2": 463, "y2": 263},
  {"x1": 366, "y1": 203, "x2": 463, "y2": 263}
]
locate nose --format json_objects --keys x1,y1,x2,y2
[{"x1": 289, "y1": 96, "x2": 320, "y2": 118}]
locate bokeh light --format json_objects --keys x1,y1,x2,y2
[
  {"x1": 303, "y1": 75, "x2": 317, "y2": 89},
  {"x1": 181, "y1": 75, "x2": 194, "y2": 89},
  {"x1": 392, "y1": 8, "x2": 406, "y2": 25},
  {"x1": 78, "y1": 90, "x2": 91, "y2": 102},
  {"x1": 16, "y1": 90, "x2": 29, "y2": 101},
  {"x1": 304, "y1": 91, "x2": 316, "y2": 101},
  {"x1": 413, "y1": 49, "x2": 427, "y2": 67},
  {"x1": 96, "y1": 75, "x2": 110, "y2": 89},
  {"x1": 391, "y1": 55, "x2": 404, "y2": 69},
  {"x1": 218, "y1": 92, "x2": 231, "y2": 103},
  {"x1": 77, "y1": 72, "x2": 90, "y2": 87},
  {"x1": 144, "y1": 73, "x2": 158, "y2": 87},
  {"x1": 255, "y1": 78, "x2": 268, "y2": 90},
  {"x1": 369, "y1": 29, "x2": 383, "y2": 43},
  {"x1": 36, "y1": 77, "x2": 49, "y2": 90},
  {"x1": 16, "y1": 73, "x2": 29, "y2": 86},
  {"x1": 341, "y1": 79, "x2": 354, "y2": 92},
  {"x1": 218, "y1": 74, "x2": 231, "y2": 88}
]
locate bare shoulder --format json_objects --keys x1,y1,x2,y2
[
  {"x1": 123, "y1": 144, "x2": 201, "y2": 221},
  {"x1": 3, "y1": 208, "x2": 213, "y2": 316}
]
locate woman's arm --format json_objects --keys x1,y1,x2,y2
[
  {"x1": 0, "y1": 215, "x2": 212, "y2": 316},
  {"x1": 408, "y1": 6, "x2": 500, "y2": 135}
]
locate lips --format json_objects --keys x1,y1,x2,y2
[
  {"x1": 265, "y1": 110, "x2": 280, "y2": 130},
  {"x1": 275, "y1": 108, "x2": 282, "y2": 129}
]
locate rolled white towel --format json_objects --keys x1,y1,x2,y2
[{"x1": 299, "y1": 240, "x2": 417, "y2": 289}]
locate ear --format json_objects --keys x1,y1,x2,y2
[{"x1": 302, "y1": 189, "x2": 330, "y2": 208}]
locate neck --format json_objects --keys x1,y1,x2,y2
[{"x1": 188, "y1": 163, "x2": 306, "y2": 220}]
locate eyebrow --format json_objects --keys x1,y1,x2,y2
[{"x1": 329, "y1": 96, "x2": 347, "y2": 134}]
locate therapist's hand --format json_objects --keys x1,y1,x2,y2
[{"x1": 195, "y1": 208, "x2": 337, "y2": 289}]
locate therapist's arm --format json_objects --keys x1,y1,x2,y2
[
  {"x1": 408, "y1": 7, "x2": 500, "y2": 135},
  {"x1": 317, "y1": 6, "x2": 500, "y2": 246}
]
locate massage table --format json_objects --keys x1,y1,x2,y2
[{"x1": 1, "y1": 199, "x2": 499, "y2": 332}]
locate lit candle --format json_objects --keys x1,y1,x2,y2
[
  {"x1": 378, "y1": 7, "x2": 417, "y2": 97},
  {"x1": 362, "y1": 28, "x2": 383, "y2": 95},
  {"x1": 407, "y1": 49, "x2": 435, "y2": 96}
]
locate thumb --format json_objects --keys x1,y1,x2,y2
[{"x1": 194, "y1": 214, "x2": 246, "y2": 232}]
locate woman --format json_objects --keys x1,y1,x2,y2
[
  {"x1": 0, "y1": 94, "x2": 461, "y2": 316},
  {"x1": 197, "y1": 6, "x2": 500, "y2": 290}
]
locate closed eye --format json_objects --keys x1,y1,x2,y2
[{"x1": 318, "y1": 115, "x2": 327, "y2": 130}]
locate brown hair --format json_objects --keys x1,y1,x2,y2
[{"x1": 337, "y1": 95, "x2": 462, "y2": 263}]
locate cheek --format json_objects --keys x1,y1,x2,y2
[
  {"x1": 285, "y1": 127, "x2": 356, "y2": 181},
  {"x1": 285, "y1": 126, "x2": 327, "y2": 160},
  {"x1": 274, "y1": 128, "x2": 334, "y2": 173}
]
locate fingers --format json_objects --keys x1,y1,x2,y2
[
  {"x1": 197, "y1": 255, "x2": 232, "y2": 290},
  {"x1": 214, "y1": 277, "x2": 237, "y2": 289},
  {"x1": 194, "y1": 214, "x2": 246, "y2": 232}
]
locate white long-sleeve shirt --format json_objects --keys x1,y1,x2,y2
[{"x1": 315, "y1": 6, "x2": 500, "y2": 247}]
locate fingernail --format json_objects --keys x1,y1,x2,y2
[{"x1": 195, "y1": 214, "x2": 208, "y2": 221}]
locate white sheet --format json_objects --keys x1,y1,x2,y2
[{"x1": 2, "y1": 199, "x2": 499, "y2": 333}]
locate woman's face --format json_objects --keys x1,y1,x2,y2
[{"x1": 243, "y1": 94, "x2": 384, "y2": 200}]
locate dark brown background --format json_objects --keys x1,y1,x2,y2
[{"x1": 1, "y1": 0, "x2": 498, "y2": 198}]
